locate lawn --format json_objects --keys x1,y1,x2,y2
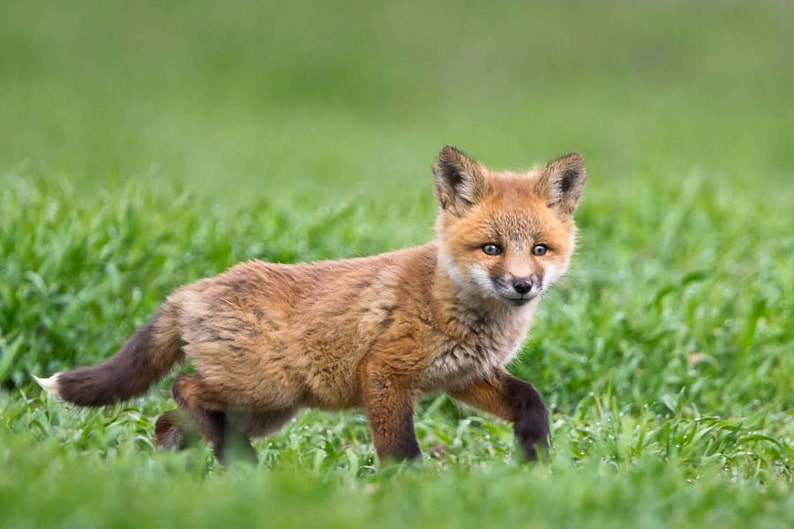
[{"x1": 1, "y1": 1, "x2": 792, "y2": 527}]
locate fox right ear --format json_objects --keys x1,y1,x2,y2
[{"x1": 433, "y1": 146, "x2": 489, "y2": 214}]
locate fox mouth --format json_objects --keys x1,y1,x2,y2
[{"x1": 504, "y1": 295, "x2": 535, "y2": 307}]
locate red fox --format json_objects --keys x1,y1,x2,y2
[{"x1": 35, "y1": 146, "x2": 586, "y2": 465}]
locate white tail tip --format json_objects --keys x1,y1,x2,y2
[{"x1": 33, "y1": 373, "x2": 62, "y2": 397}]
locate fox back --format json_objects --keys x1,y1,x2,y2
[{"x1": 36, "y1": 146, "x2": 586, "y2": 465}]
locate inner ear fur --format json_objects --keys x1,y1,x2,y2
[
  {"x1": 433, "y1": 146, "x2": 489, "y2": 215},
  {"x1": 535, "y1": 152, "x2": 587, "y2": 215}
]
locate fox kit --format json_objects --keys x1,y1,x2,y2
[{"x1": 36, "y1": 146, "x2": 586, "y2": 465}]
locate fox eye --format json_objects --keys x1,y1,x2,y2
[
  {"x1": 531, "y1": 244, "x2": 548, "y2": 256},
  {"x1": 482, "y1": 243, "x2": 503, "y2": 256}
]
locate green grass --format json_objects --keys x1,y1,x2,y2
[{"x1": 1, "y1": 0, "x2": 792, "y2": 527}]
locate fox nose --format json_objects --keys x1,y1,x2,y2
[{"x1": 512, "y1": 279, "x2": 533, "y2": 295}]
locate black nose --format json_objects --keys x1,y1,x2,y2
[{"x1": 512, "y1": 279, "x2": 533, "y2": 295}]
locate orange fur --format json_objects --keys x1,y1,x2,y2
[{"x1": 37, "y1": 146, "x2": 586, "y2": 464}]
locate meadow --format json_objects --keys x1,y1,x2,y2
[{"x1": 1, "y1": 1, "x2": 792, "y2": 527}]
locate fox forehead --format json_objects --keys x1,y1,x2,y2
[
  {"x1": 474, "y1": 209, "x2": 535, "y2": 243},
  {"x1": 458, "y1": 181, "x2": 571, "y2": 247}
]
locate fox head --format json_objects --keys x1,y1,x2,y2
[{"x1": 433, "y1": 146, "x2": 586, "y2": 308}]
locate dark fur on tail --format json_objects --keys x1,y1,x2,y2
[{"x1": 56, "y1": 309, "x2": 185, "y2": 406}]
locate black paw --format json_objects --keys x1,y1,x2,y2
[{"x1": 513, "y1": 414, "x2": 550, "y2": 462}]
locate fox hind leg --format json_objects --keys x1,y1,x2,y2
[
  {"x1": 154, "y1": 408, "x2": 201, "y2": 451},
  {"x1": 171, "y1": 374, "x2": 258, "y2": 465}
]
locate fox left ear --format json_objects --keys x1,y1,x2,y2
[{"x1": 536, "y1": 152, "x2": 587, "y2": 215}]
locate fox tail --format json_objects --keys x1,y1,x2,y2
[{"x1": 34, "y1": 307, "x2": 184, "y2": 406}]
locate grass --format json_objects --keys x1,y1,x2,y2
[{"x1": 1, "y1": 0, "x2": 793, "y2": 527}]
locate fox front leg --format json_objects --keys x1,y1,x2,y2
[
  {"x1": 449, "y1": 370, "x2": 550, "y2": 461},
  {"x1": 506, "y1": 375, "x2": 551, "y2": 461},
  {"x1": 361, "y1": 366, "x2": 421, "y2": 463}
]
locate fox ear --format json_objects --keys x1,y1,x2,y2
[
  {"x1": 536, "y1": 152, "x2": 587, "y2": 215},
  {"x1": 433, "y1": 146, "x2": 489, "y2": 214}
]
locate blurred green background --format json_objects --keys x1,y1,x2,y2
[
  {"x1": 1, "y1": 2, "x2": 793, "y2": 526},
  {"x1": 2, "y1": 0, "x2": 791, "y2": 201}
]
